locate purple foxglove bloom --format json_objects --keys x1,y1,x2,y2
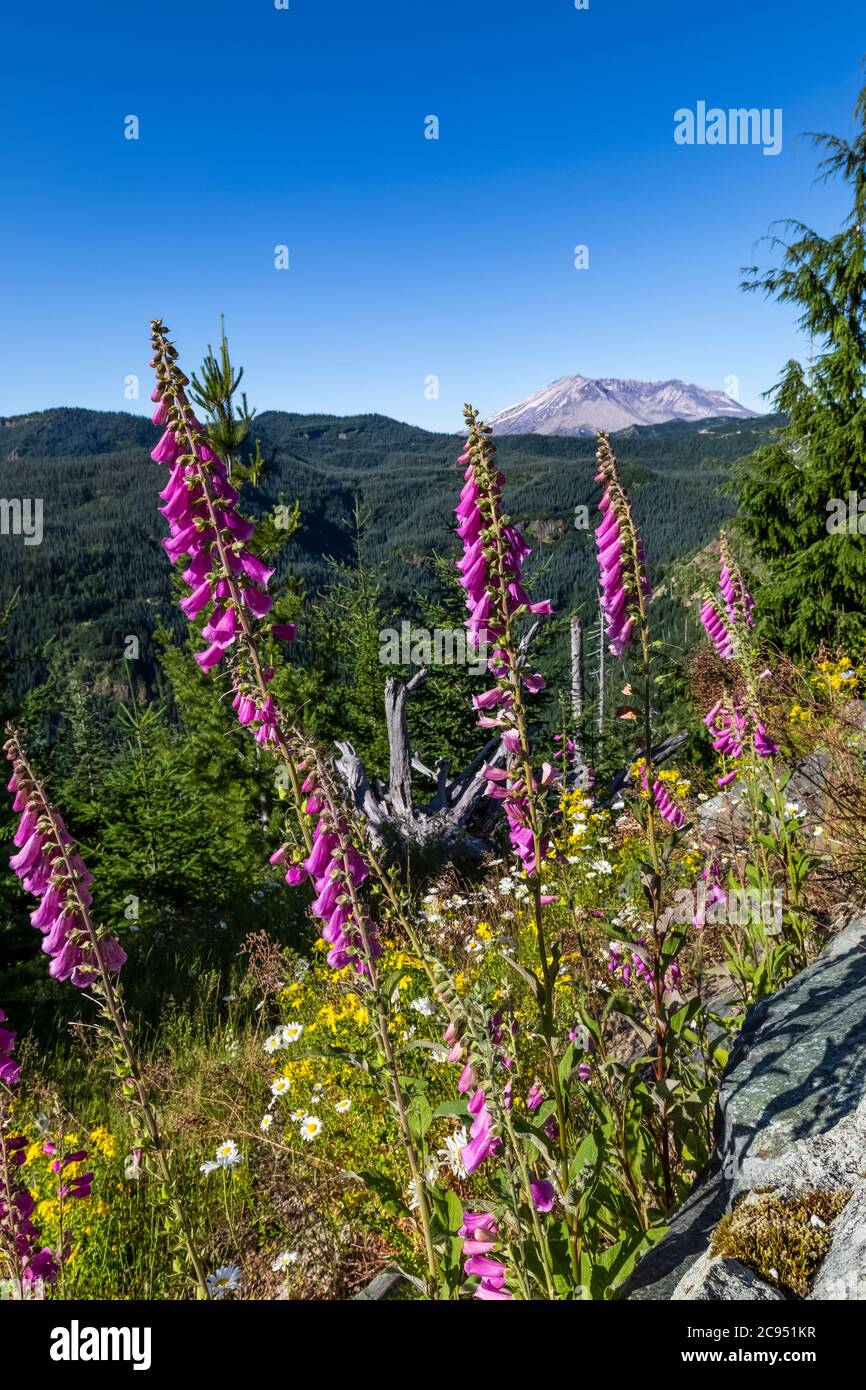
[
  {"x1": 150, "y1": 332, "x2": 283, "y2": 691},
  {"x1": 278, "y1": 764, "x2": 379, "y2": 977},
  {"x1": 530, "y1": 1178, "x2": 556, "y2": 1213},
  {"x1": 594, "y1": 433, "x2": 650, "y2": 658},
  {"x1": 0, "y1": 1008, "x2": 21, "y2": 1086},
  {"x1": 5, "y1": 748, "x2": 126, "y2": 992},
  {"x1": 458, "y1": 1211, "x2": 513, "y2": 1301}
]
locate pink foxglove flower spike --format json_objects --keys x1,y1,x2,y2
[
  {"x1": 5, "y1": 736, "x2": 126, "y2": 990},
  {"x1": 149, "y1": 320, "x2": 296, "y2": 754},
  {"x1": 457, "y1": 407, "x2": 553, "y2": 874},
  {"x1": 594, "y1": 432, "x2": 651, "y2": 658}
]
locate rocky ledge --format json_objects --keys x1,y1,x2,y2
[{"x1": 622, "y1": 916, "x2": 866, "y2": 1300}]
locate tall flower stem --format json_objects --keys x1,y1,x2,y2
[
  {"x1": 5, "y1": 733, "x2": 211, "y2": 1299},
  {"x1": 594, "y1": 432, "x2": 675, "y2": 1208},
  {"x1": 0, "y1": 1113, "x2": 25, "y2": 1298},
  {"x1": 461, "y1": 409, "x2": 582, "y2": 1284},
  {"x1": 291, "y1": 745, "x2": 440, "y2": 1291}
]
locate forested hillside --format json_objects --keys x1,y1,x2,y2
[{"x1": 0, "y1": 406, "x2": 781, "y2": 694}]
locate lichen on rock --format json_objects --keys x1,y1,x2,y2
[{"x1": 709, "y1": 1189, "x2": 851, "y2": 1297}]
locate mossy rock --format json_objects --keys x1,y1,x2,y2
[{"x1": 710, "y1": 1189, "x2": 851, "y2": 1297}]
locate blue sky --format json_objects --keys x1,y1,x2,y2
[{"x1": 1, "y1": 0, "x2": 863, "y2": 429}]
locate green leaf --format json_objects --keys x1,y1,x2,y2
[{"x1": 406, "y1": 1094, "x2": 433, "y2": 1144}]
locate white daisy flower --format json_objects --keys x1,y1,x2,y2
[
  {"x1": 260, "y1": 1114, "x2": 273, "y2": 1133},
  {"x1": 335, "y1": 1099, "x2": 351, "y2": 1114},
  {"x1": 299, "y1": 1115, "x2": 322, "y2": 1142},
  {"x1": 214, "y1": 1139, "x2": 242, "y2": 1168},
  {"x1": 272, "y1": 1250, "x2": 299, "y2": 1272},
  {"x1": 207, "y1": 1264, "x2": 242, "y2": 1299},
  {"x1": 282, "y1": 1022, "x2": 304, "y2": 1043},
  {"x1": 410, "y1": 996, "x2": 434, "y2": 1017},
  {"x1": 264, "y1": 1032, "x2": 283, "y2": 1054},
  {"x1": 271, "y1": 1076, "x2": 291, "y2": 1098},
  {"x1": 438, "y1": 1126, "x2": 469, "y2": 1179}
]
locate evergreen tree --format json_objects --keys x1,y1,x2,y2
[
  {"x1": 737, "y1": 75, "x2": 866, "y2": 654},
  {"x1": 307, "y1": 502, "x2": 392, "y2": 775}
]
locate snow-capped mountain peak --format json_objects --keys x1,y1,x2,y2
[{"x1": 486, "y1": 375, "x2": 758, "y2": 436}]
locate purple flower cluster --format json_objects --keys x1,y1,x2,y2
[
  {"x1": 607, "y1": 940, "x2": 682, "y2": 994},
  {"x1": 231, "y1": 682, "x2": 280, "y2": 748},
  {"x1": 154, "y1": 423, "x2": 275, "y2": 670},
  {"x1": 6, "y1": 747, "x2": 126, "y2": 990},
  {"x1": 0, "y1": 1009, "x2": 20, "y2": 1088},
  {"x1": 635, "y1": 762, "x2": 686, "y2": 830},
  {"x1": 699, "y1": 599, "x2": 735, "y2": 660},
  {"x1": 458, "y1": 1211, "x2": 512, "y2": 1301},
  {"x1": 693, "y1": 868, "x2": 729, "y2": 928},
  {"x1": 720, "y1": 539, "x2": 756, "y2": 629},
  {"x1": 0, "y1": 1154, "x2": 59, "y2": 1287},
  {"x1": 455, "y1": 1059, "x2": 499, "y2": 1176},
  {"x1": 481, "y1": 760, "x2": 559, "y2": 876},
  {"x1": 272, "y1": 765, "x2": 379, "y2": 976},
  {"x1": 44, "y1": 1142, "x2": 93, "y2": 1202},
  {"x1": 0, "y1": 1015, "x2": 60, "y2": 1287},
  {"x1": 704, "y1": 699, "x2": 778, "y2": 786},
  {"x1": 594, "y1": 433, "x2": 651, "y2": 658},
  {"x1": 454, "y1": 446, "x2": 551, "y2": 667},
  {"x1": 650, "y1": 780, "x2": 686, "y2": 830},
  {"x1": 700, "y1": 539, "x2": 756, "y2": 661}
]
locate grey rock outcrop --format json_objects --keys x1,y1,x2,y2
[
  {"x1": 808, "y1": 1182, "x2": 866, "y2": 1300},
  {"x1": 671, "y1": 1250, "x2": 784, "y2": 1301},
  {"x1": 621, "y1": 915, "x2": 866, "y2": 1299}
]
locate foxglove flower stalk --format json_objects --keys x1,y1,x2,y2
[
  {"x1": 700, "y1": 535, "x2": 756, "y2": 660},
  {"x1": 0, "y1": 1012, "x2": 59, "y2": 1290},
  {"x1": 634, "y1": 761, "x2": 686, "y2": 830},
  {"x1": 699, "y1": 598, "x2": 735, "y2": 660},
  {"x1": 461, "y1": 1086, "x2": 499, "y2": 1175},
  {"x1": 149, "y1": 320, "x2": 295, "y2": 744},
  {"x1": 51, "y1": 1148, "x2": 94, "y2": 1201},
  {"x1": 0, "y1": 1160, "x2": 59, "y2": 1289},
  {"x1": 458, "y1": 1210, "x2": 512, "y2": 1301},
  {"x1": 594, "y1": 432, "x2": 651, "y2": 658},
  {"x1": 457, "y1": 407, "x2": 553, "y2": 874},
  {"x1": 650, "y1": 779, "x2": 685, "y2": 830},
  {"x1": 445, "y1": 1017, "x2": 503, "y2": 1177},
  {"x1": 271, "y1": 740, "x2": 442, "y2": 1289},
  {"x1": 4, "y1": 732, "x2": 210, "y2": 1297},
  {"x1": 273, "y1": 750, "x2": 379, "y2": 976},
  {"x1": 719, "y1": 533, "x2": 755, "y2": 629},
  {"x1": 5, "y1": 740, "x2": 126, "y2": 989}
]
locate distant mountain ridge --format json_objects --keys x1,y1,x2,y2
[
  {"x1": 487, "y1": 375, "x2": 760, "y2": 437},
  {"x1": 0, "y1": 406, "x2": 783, "y2": 697}
]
